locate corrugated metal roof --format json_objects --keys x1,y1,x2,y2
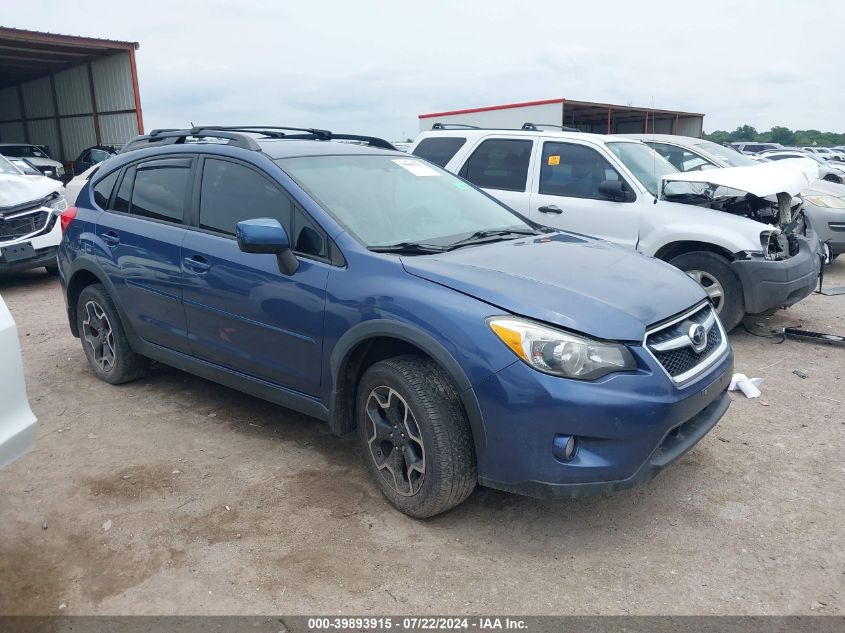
[{"x1": 0, "y1": 26, "x2": 139, "y2": 89}]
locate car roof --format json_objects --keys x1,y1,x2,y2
[
  {"x1": 418, "y1": 128, "x2": 631, "y2": 144},
  {"x1": 257, "y1": 139, "x2": 403, "y2": 159}
]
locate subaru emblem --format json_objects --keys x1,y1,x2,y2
[{"x1": 688, "y1": 323, "x2": 707, "y2": 353}]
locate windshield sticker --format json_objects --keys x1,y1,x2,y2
[
  {"x1": 548, "y1": 155, "x2": 561, "y2": 166},
  {"x1": 392, "y1": 159, "x2": 441, "y2": 177}
]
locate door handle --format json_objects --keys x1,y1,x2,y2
[
  {"x1": 538, "y1": 205, "x2": 563, "y2": 214},
  {"x1": 183, "y1": 255, "x2": 211, "y2": 273},
  {"x1": 100, "y1": 230, "x2": 120, "y2": 246}
]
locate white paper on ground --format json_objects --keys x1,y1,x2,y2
[{"x1": 728, "y1": 373, "x2": 763, "y2": 398}]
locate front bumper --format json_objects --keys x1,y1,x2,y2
[
  {"x1": 732, "y1": 234, "x2": 822, "y2": 315},
  {"x1": 471, "y1": 343, "x2": 734, "y2": 498},
  {"x1": 0, "y1": 217, "x2": 62, "y2": 274}
]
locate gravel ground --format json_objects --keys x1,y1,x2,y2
[{"x1": 0, "y1": 263, "x2": 843, "y2": 616}]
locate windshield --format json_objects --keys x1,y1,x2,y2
[
  {"x1": 278, "y1": 155, "x2": 533, "y2": 248},
  {"x1": 0, "y1": 154, "x2": 21, "y2": 175},
  {"x1": 0, "y1": 145, "x2": 48, "y2": 159},
  {"x1": 693, "y1": 141, "x2": 759, "y2": 167},
  {"x1": 605, "y1": 142, "x2": 702, "y2": 198}
]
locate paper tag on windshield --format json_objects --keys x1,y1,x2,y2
[
  {"x1": 392, "y1": 159, "x2": 441, "y2": 177},
  {"x1": 548, "y1": 155, "x2": 561, "y2": 166}
]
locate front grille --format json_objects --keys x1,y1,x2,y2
[
  {"x1": 645, "y1": 303, "x2": 726, "y2": 383},
  {"x1": 653, "y1": 327, "x2": 721, "y2": 377},
  {"x1": 0, "y1": 209, "x2": 50, "y2": 243}
]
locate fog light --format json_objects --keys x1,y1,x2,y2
[{"x1": 553, "y1": 434, "x2": 577, "y2": 462}]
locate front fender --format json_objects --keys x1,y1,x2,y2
[
  {"x1": 328, "y1": 319, "x2": 487, "y2": 453},
  {"x1": 638, "y1": 203, "x2": 764, "y2": 256}
]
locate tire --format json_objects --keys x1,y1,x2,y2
[
  {"x1": 669, "y1": 251, "x2": 745, "y2": 331},
  {"x1": 76, "y1": 283, "x2": 149, "y2": 384},
  {"x1": 44, "y1": 264, "x2": 59, "y2": 276},
  {"x1": 823, "y1": 174, "x2": 842, "y2": 184},
  {"x1": 356, "y1": 355, "x2": 476, "y2": 518}
]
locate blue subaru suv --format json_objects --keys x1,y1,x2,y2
[{"x1": 58, "y1": 126, "x2": 734, "y2": 517}]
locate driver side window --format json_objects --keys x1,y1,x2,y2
[{"x1": 539, "y1": 142, "x2": 626, "y2": 200}]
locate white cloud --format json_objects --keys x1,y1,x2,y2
[{"x1": 6, "y1": 0, "x2": 844, "y2": 138}]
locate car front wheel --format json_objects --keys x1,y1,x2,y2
[
  {"x1": 356, "y1": 355, "x2": 476, "y2": 518},
  {"x1": 669, "y1": 251, "x2": 745, "y2": 331},
  {"x1": 76, "y1": 284, "x2": 149, "y2": 384}
]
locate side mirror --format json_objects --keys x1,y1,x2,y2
[
  {"x1": 236, "y1": 218, "x2": 299, "y2": 275},
  {"x1": 598, "y1": 179, "x2": 632, "y2": 203}
]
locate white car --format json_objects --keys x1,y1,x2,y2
[
  {"x1": 622, "y1": 137, "x2": 845, "y2": 262},
  {"x1": 0, "y1": 294, "x2": 37, "y2": 468},
  {"x1": 63, "y1": 164, "x2": 100, "y2": 206},
  {"x1": 410, "y1": 128, "x2": 822, "y2": 330},
  {"x1": 0, "y1": 143, "x2": 65, "y2": 180},
  {"x1": 0, "y1": 154, "x2": 67, "y2": 275}
]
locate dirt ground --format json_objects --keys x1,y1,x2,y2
[{"x1": 0, "y1": 263, "x2": 843, "y2": 616}]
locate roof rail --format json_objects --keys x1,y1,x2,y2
[
  {"x1": 521, "y1": 122, "x2": 580, "y2": 132},
  {"x1": 431, "y1": 122, "x2": 481, "y2": 130},
  {"x1": 120, "y1": 126, "x2": 397, "y2": 154},
  {"x1": 194, "y1": 126, "x2": 396, "y2": 150},
  {"x1": 121, "y1": 128, "x2": 262, "y2": 153}
]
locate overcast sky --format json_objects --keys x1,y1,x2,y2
[{"x1": 6, "y1": 0, "x2": 844, "y2": 140}]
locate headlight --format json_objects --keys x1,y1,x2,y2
[
  {"x1": 47, "y1": 193, "x2": 68, "y2": 214},
  {"x1": 488, "y1": 317, "x2": 636, "y2": 380},
  {"x1": 804, "y1": 194, "x2": 845, "y2": 209}
]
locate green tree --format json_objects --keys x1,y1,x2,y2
[
  {"x1": 769, "y1": 126, "x2": 796, "y2": 146},
  {"x1": 728, "y1": 125, "x2": 758, "y2": 142}
]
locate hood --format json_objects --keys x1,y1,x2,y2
[
  {"x1": 803, "y1": 178, "x2": 845, "y2": 198},
  {"x1": 661, "y1": 162, "x2": 813, "y2": 198},
  {"x1": 0, "y1": 173, "x2": 62, "y2": 209},
  {"x1": 402, "y1": 233, "x2": 706, "y2": 342}
]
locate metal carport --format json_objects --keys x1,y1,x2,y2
[{"x1": 0, "y1": 27, "x2": 143, "y2": 172}]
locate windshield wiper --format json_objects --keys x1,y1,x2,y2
[
  {"x1": 446, "y1": 229, "x2": 539, "y2": 251},
  {"x1": 369, "y1": 242, "x2": 446, "y2": 255}
]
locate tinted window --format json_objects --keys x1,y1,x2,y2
[
  {"x1": 113, "y1": 167, "x2": 134, "y2": 213},
  {"x1": 92, "y1": 170, "x2": 119, "y2": 209},
  {"x1": 460, "y1": 139, "x2": 532, "y2": 192},
  {"x1": 199, "y1": 159, "x2": 291, "y2": 235},
  {"x1": 412, "y1": 137, "x2": 467, "y2": 167},
  {"x1": 130, "y1": 159, "x2": 191, "y2": 223},
  {"x1": 292, "y1": 205, "x2": 328, "y2": 259},
  {"x1": 539, "y1": 142, "x2": 626, "y2": 199},
  {"x1": 90, "y1": 149, "x2": 111, "y2": 164}
]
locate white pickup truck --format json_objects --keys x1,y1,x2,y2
[
  {"x1": 410, "y1": 127, "x2": 823, "y2": 330},
  {"x1": 0, "y1": 294, "x2": 37, "y2": 468}
]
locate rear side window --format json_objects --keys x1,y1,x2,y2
[
  {"x1": 199, "y1": 159, "x2": 292, "y2": 235},
  {"x1": 459, "y1": 139, "x2": 532, "y2": 192},
  {"x1": 130, "y1": 158, "x2": 191, "y2": 223},
  {"x1": 112, "y1": 167, "x2": 134, "y2": 213},
  {"x1": 412, "y1": 137, "x2": 467, "y2": 167},
  {"x1": 92, "y1": 170, "x2": 119, "y2": 209},
  {"x1": 539, "y1": 142, "x2": 625, "y2": 199}
]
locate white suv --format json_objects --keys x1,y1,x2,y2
[
  {"x1": 0, "y1": 154, "x2": 67, "y2": 275},
  {"x1": 410, "y1": 128, "x2": 822, "y2": 330}
]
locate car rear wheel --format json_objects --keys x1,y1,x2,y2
[
  {"x1": 356, "y1": 355, "x2": 476, "y2": 518},
  {"x1": 823, "y1": 174, "x2": 842, "y2": 184},
  {"x1": 669, "y1": 251, "x2": 745, "y2": 331},
  {"x1": 77, "y1": 284, "x2": 149, "y2": 384}
]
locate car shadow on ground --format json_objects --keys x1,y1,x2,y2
[
  {"x1": 131, "y1": 360, "x2": 709, "y2": 533},
  {"x1": 0, "y1": 269, "x2": 59, "y2": 292}
]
